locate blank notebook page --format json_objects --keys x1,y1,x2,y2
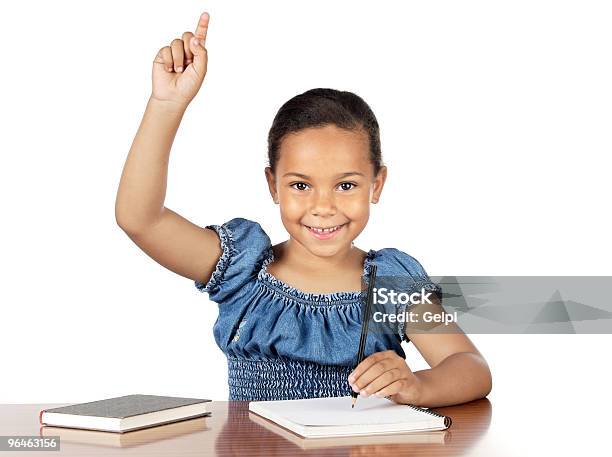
[{"x1": 262, "y1": 396, "x2": 436, "y2": 426}]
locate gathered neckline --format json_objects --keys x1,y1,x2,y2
[{"x1": 257, "y1": 246, "x2": 378, "y2": 305}]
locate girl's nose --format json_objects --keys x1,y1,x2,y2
[{"x1": 310, "y1": 190, "x2": 336, "y2": 216}]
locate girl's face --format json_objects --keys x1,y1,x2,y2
[{"x1": 265, "y1": 124, "x2": 387, "y2": 258}]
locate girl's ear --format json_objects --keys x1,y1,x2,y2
[
  {"x1": 371, "y1": 166, "x2": 387, "y2": 203},
  {"x1": 264, "y1": 167, "x2": 279, "y2": 204}
]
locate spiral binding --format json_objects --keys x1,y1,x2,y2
[{"x1": 406, "y1": 404, "x2": 453, "y2": 428}]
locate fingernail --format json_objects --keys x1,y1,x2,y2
[
  {"x1": 166, "y1": 67, "x2": 173, "y2": 72},
  {"x1": 176, "y1": 66, "x2": 183, "y2": 73},
  {"x1": 360, "y1": 390, "x2": 369, "y2": 397},
  {"x1": 185, "y1": 59, "x2": 192, "y2": 65},
  {"x1": 348, "y1": 375, "x2": 355, "y2": 383},
  {"x1": 193, "y1": 38, "x2": 199, "y2": 47},
  {"x1": 351, "y1": 384, "x2": 359, "y2": 393}
]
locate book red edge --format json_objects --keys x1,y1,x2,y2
[{"x1": 39, "y1": 409, "x2": 45, "y2": 425}]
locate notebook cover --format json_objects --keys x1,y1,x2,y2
[{"x1": 39, "y1": 394, "x2": 211, "y2": 422}]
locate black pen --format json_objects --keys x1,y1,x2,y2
[{"x1": 351, "y1": 263, "x2": 377, "y2": 408}]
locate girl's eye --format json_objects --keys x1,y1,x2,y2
[
  {"x1": 338, "y1": 182, "x2": 357, "y2": 191},
  {"x1": 289, "y1": 182, "x2": 357, "y2": 191},
  {"x1": 290, "y1": 182, "x2": 310, "y2": 191}
]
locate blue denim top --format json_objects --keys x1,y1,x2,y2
[{"x1": 194, "y1": 217, "x2": 440, "y2": 401}]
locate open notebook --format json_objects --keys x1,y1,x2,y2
[{"x1": 248, "y1": 396, "x2": 452, "y2": 438}]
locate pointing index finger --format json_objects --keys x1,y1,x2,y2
[{"x1": 194, "y1": 12, "x2": 210, "y2": 45}]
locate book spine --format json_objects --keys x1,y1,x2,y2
[{"x1": 39, "y1": 410, "x2": 45, "y2": 425}]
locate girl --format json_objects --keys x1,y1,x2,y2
[{"x1": 115, "y1": 11, "x2": 492, "y2": 407}]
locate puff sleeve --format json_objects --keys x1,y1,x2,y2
[
  {"x1": 194, "y1": 217, "x2": 271, "y2": 304},
  {"x1": 376, "y1": 248, "x2": 442, "y2": 342}
]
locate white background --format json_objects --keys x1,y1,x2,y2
[{"x1": 1, "y1": 1, "x2": 611, "y2": 455}]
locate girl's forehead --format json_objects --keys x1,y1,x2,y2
[{"x1": 277, "y1": 125, "x2": 370, "y2": 175}]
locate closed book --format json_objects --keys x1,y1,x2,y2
[
  {"x1": 39, "y1": 394, "x2": 211, "y2": 433},
  {"x1": 248, "y1": 396, "x2": 451, "y2": 438},
  {"x1": 39, "y1": 416, "x2": 210, "y2": 447}
]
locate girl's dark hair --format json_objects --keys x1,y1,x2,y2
[{"x1": 267, "y1": 88, "x2": 383, "y2": 176}]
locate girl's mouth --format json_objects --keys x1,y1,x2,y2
[{"x1": 304, "y1": 223, "x2": 346, "y2": 240}]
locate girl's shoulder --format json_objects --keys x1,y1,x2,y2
[
  {"x1": 207, "y1": 217, "x2": 270, "y2": 250},
  {"x1": 194, "y1": 217, "x2": 271, "y2": 302},
  {"x1": 374, "y1": 247, "x2": 432, "y2": 275},
  {"x1": 372, "y1": 247, "x2": 441, "y2": 294}
]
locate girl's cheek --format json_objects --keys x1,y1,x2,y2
[
  {"x1": 279, "y1": 195, "x2": 304, "y2": 213},
  {"x1": 343, "y1": 197, "x2": 370, "y2": 219}
]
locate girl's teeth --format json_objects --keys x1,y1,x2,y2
[{"x1": 310, "y1": 225, "x2": 342, "y2": 233}]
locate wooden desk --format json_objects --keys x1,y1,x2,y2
[{"x1": 0, "y1": 399, "x2": 491, "y2": 456}]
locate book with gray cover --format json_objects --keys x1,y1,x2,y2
[{"x1": 39, "y1": 394, "x2": 211, "y2": 433}]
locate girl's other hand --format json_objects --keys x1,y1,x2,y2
[
  {"x1": 151, "y1": 12, "x2": 210, "y2": 110},
  {"x1": 348, "y1": 350, "x2": 423, "y2": 405}
]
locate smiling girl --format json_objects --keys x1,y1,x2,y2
[{"x1": 115, "y1": 11, "x2": 492, "y2": 407}]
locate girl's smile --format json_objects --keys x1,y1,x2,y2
[{"x1": 304, "y1": 222, "x2": 347, "y2": 240}]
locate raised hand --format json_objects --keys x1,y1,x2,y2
[{"x1": 151, "y1": 12, "x2": 210, "y2": 109}]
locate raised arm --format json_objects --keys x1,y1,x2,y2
[{"x1": 115, "y1": 12, "x2": 221, "y2": 284}]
